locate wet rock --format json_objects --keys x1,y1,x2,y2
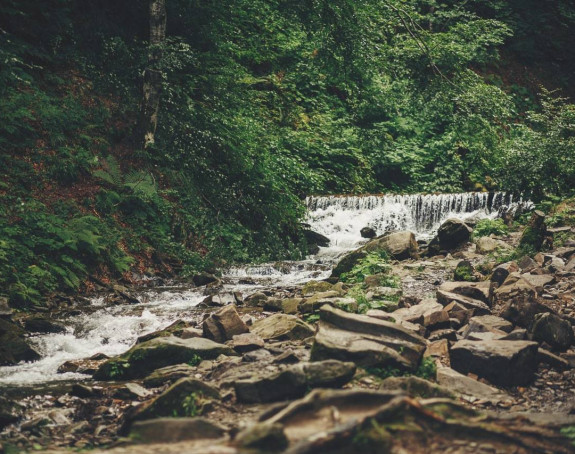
[
  {"x1": 0, "y1": 318, "x2": 41, "y2": 366},
  {"x1": 450, "y1": 339, "x2": 538, "y2": 386},
  {"x1": 236, "y1": 422, "x2": 288, "y2": 451},
  {"x1": 380, "y1": 376, "x2": 453, "y2": 399},
  {"x1": 436, "y1": 367, "x2": 512, "y2": 404},
  {"x1": 0, "y1": 396, "x2": 22, "y2": 429},
  {"x1": 310, "y1": 305, "x2": 426, "y2": 370},
  {"x1": 302, "y1": 280, "x2": 333, "y2": 296},
  {"x1": 71, "y1": 384, "x2": 98, "y2": 398},
  {"x1": 360, "y1": 226, "x2": 377, "y2": 239},
  {"x1": 203, "y1": 305, "x2": 249, "y2": 343},
  {"x1": 191, "y1": 272, "x2": 221, "y2": 287},
  {"x1": 131, "y1": 378, "x2": 220, "y2": 420},
  {"x1": 203, "y1": 292, "x2": 240, "y2": 307},
  {"x1": 129, "y1": 417, "x2": 226, "y2": 443},
  {"x1": 143, "y1": 363, "x2": 196, "y2": 388},
  {"x1": 251, "y1": 314, "x2": 314, "y2": 342},
  {"x1": 94, "y1": 336, "x2": 237, "y2": 380},
  {"x1": 22, "y1": 317, "x2": 67, "y2": 334},
  {"x1": 244, "y1": 292, "x2": 268, "y2": 307},
  {"x1": 230, "y1": 332, "x2": 265, "y2": 353},
  {"x1": 137, "y1": 319, "x2": 191, "y2": 343},
  {"x1": 531, "y1": 313, "x2": 575, "y2": 351},
  {"x1": 234, "y1": 360, "x2": 355, "y2": 403},
  {"x1": 437, "y1": 218, "x2": 473, "y2": 250},
  {"x1": 303, "y1": 229, "x2": 330, "y2": 251},
  {"x1": 331, "y1": 231, "x2": 418, "y2": 277}
]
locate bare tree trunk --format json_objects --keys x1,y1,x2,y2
[{"x1": 140, "y1": 0, "x2": 166, "y2": 148}]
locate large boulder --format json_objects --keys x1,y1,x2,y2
[
  {"x1": 251, "y1": 314, "x2": 314, "y2": 342},
  {"x1": 234, "y1": 360, "x2": 356, "y2": 404},
  {"x1": 303, "y1": 229, "x2": 330, "y2": 254},
  {"x1": 310, "y1": 305, "x2": 426, "y2": 370},
  {"x1": 450, "y1": 340, "x2": 538, "y2": 386},
  {"x1": 94, "y1": 336, "x2": 237, "y2": 380},
  {"x1": 331, "y1": 231, "x2": 418, "y2": 277},
  {"x1": 0, "y1": 318, "x2": 40, "y2": 366},
  {"x1": 530, "y1": 313, "x2": 575, "y2": 351},
  {"x1": 436, "y1": 218, "x2": 473, "y2": 250},
  {"x1": 360, "y1": 226, "x2": 377, "y2": 239},
  {"x1": 202, "y1": 305, "x2": 249, "y2": 343}
]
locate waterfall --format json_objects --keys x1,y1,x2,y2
[{"x1": 305, "y1": 192, "x2": 530, "y2": 256}]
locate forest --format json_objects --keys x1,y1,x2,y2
[{"x1": 1, "y1": 0, "x2": 575, "y2": 310}]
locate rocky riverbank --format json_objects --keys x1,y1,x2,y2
[{"x1": 2, "y1": 214, "x2": 575, "y2": 453}]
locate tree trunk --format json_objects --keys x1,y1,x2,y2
[{"x1": 140, "y1": 0, "x2": 166, "y2": 148}]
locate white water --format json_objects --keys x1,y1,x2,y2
[{"x1": 0, "y1": 192, "x2": 529, "y2": 386}]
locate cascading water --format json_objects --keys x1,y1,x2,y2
[
  {"x1": 0, "y1": 191, "x2": 530, "y2": 386},
  {"x1": 306, "y1": 192, "x2": 530, "y2": 258}
]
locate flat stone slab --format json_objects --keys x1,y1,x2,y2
[
  {"x1": 310, "y1": 305, "x2": 426, "y2": 370},
  {"x1": 450, "y1": 340, "x2": 538, "y2": 386},
  {"x1": 129, "y1": 417, "x2": 226, "y2": 444},
  {"x1": 436, "y1": 367, "x2": 512, "y2": 404}
]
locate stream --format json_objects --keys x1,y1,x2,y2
[{"x1": 0, "y1": 192, "x2": 529, "y2": 387}]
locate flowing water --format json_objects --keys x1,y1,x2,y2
[{"x1": 0, "y1": 192, "x2": 530, "y2": 386}]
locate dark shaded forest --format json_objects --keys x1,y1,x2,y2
[{"x1": 1, "y1": 0, "x2": 574, "y2": 306}]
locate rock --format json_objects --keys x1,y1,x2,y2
[
  {"x1": 380, "y1": 376, "x2": 453, "y2": 399},
  {"x1": 236, "y1": 422, "x2": 288, "y2": 451},
  {"x1": 364, "y1": 231, "x2": 419, "y2": 260},
  {"x1": 113, "y1": 383, "x2": 151, "y2": 400},
  {"x1": 423, "y1": 308, "x2": 450, "y2": 329},
  {"x1": 436, "y1": 289, "x2": 490, "y2": 314},
  {"x1": 436, "y1": 367, "x2": 511, "y2": 404},
  {"x1": 129, "y1": 417, "x2": 226, "y2": 444},
  {"x1": 230, "y1": 333, "x2": 265, "y2": 353},
  {"x1": 203, "y1": 292, "x2": 239, "y2": 307},
  {"x1": 519, "y1": 210, "x2": 546, "y2": 251},
  {"x1": 461, "y1": 316, "x2": 514, "y2": 340},
  {"x1": 360, "y1": 226, "x2": 377, "y2": 238},
  {"x1": 281, "y1": 298, "x2": 302, "y2": 315},
  {"x1": 498, "y1": 277, "x2": 552, "y2": 328},
  {"x1": 331, "y1": 231, "x2": 418, "y2": 277},
  {"x1": 203, "y1": 305, "x2": 249, "y2": 343},
  {"x1": 544, "y1": 255, "x2": 565, "y2": 272},
  {"x1": 234, "y1": 360, "x2": 356, "y2": 403},
  {"x1": 437, "y1": 218, "x2": 473, "y2": 250},
  {"x1": 518, "y1": 256, "x2": 539, "y2": 272},
  {"x1": 71, "y1": 384, "x2": 97, "y2": 398},
  {"x1": 424, "y1": 339, "x2": 449, "y2": 359},
  {"x1": 131, "y1": 378, "x2": 220, "y2": 420},
  {"x1": 303, "y1": 229, "x2": 330, "y2": 251},
  {"x1": 450, "y1": 340, "x2": 538, "y2": 386},
  {"x1": 438, "y1": 281, "x2": 493, "y2": 305},
  {"x1": 22, "y1": 317, "x2": 67, "y2": 334},
  {"x1": 57, "y1": 357, "x2": 107, "y2": 375},
  {"x1": 137, "y1": 320, "x2": 190, "y2": 343},
  {"x1": 244, "y1": 292, "x2": 268, "y2": 307},
  {"x1": 263, "y1": 297, "x2": 284, "y2": 312},
  {"x1": 310, "y1": 305, "x2": 426, "y2": 370},
  {"x1": 0, "y1": 318, "x2": 41, "y2": 366},
  {"x1": 453, "y1": 260, "x2": 475, "y2": 281},
  {"x1": 491, "y1": 262, "x2": 518, "y2": 287},
  {"x1": 0, "y1": 297, "x2": 13, "y2": 318},
  {"x1": 143, "y1": 364, "x2": 196, "y2": 388},
  {"x1": 251, "y1": 314, "x2": 314, "y2": 342},
  {"x1": 520, "y1": 274, "x2": 555, "y2": 293},
  {"x1": 302, "y1": 280, "x2": 333, "y2": 296},
  {"x1": 391, "y1": 298, "x2": 443, "y2": 324},
  {"x1": 94, "y1": 336, "x2": 237, "y2": 380},
  {"x1": 0, "y1": 396, "x2": 22, "y2": 429},
  {"x1": 537, "y1": 348, "x2": 571, "y2": 370},
  {"x1": 181, "y1": 327, "x2": 203, "y2": 339},
  {"x1": 476, "y1": 236, "x2": 511, "y2": 254},
  {"x1": 299, "y1": 296, "x2": 358, "y2": 314},
  {"x1": 191, "y1": 272, "x2": 221, "y2": 287},
  {"x1": 531, "y1": 313, "x2": 575, "y2": 351}
]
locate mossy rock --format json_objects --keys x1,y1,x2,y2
[{"x1": 94, "y1": 336, "x2": 237, "y2": 380}]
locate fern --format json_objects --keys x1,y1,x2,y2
[{"x1": 93, "y1": 155, "x2": 123, "y2": 187}]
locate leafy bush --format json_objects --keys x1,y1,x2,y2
[{"x1": 472, "y1": 218, "x2": 509, "y2": 239}]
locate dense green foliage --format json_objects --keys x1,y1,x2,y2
[{"x1": 1, "y1": 0, "x2": 575, "y2": 304}]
